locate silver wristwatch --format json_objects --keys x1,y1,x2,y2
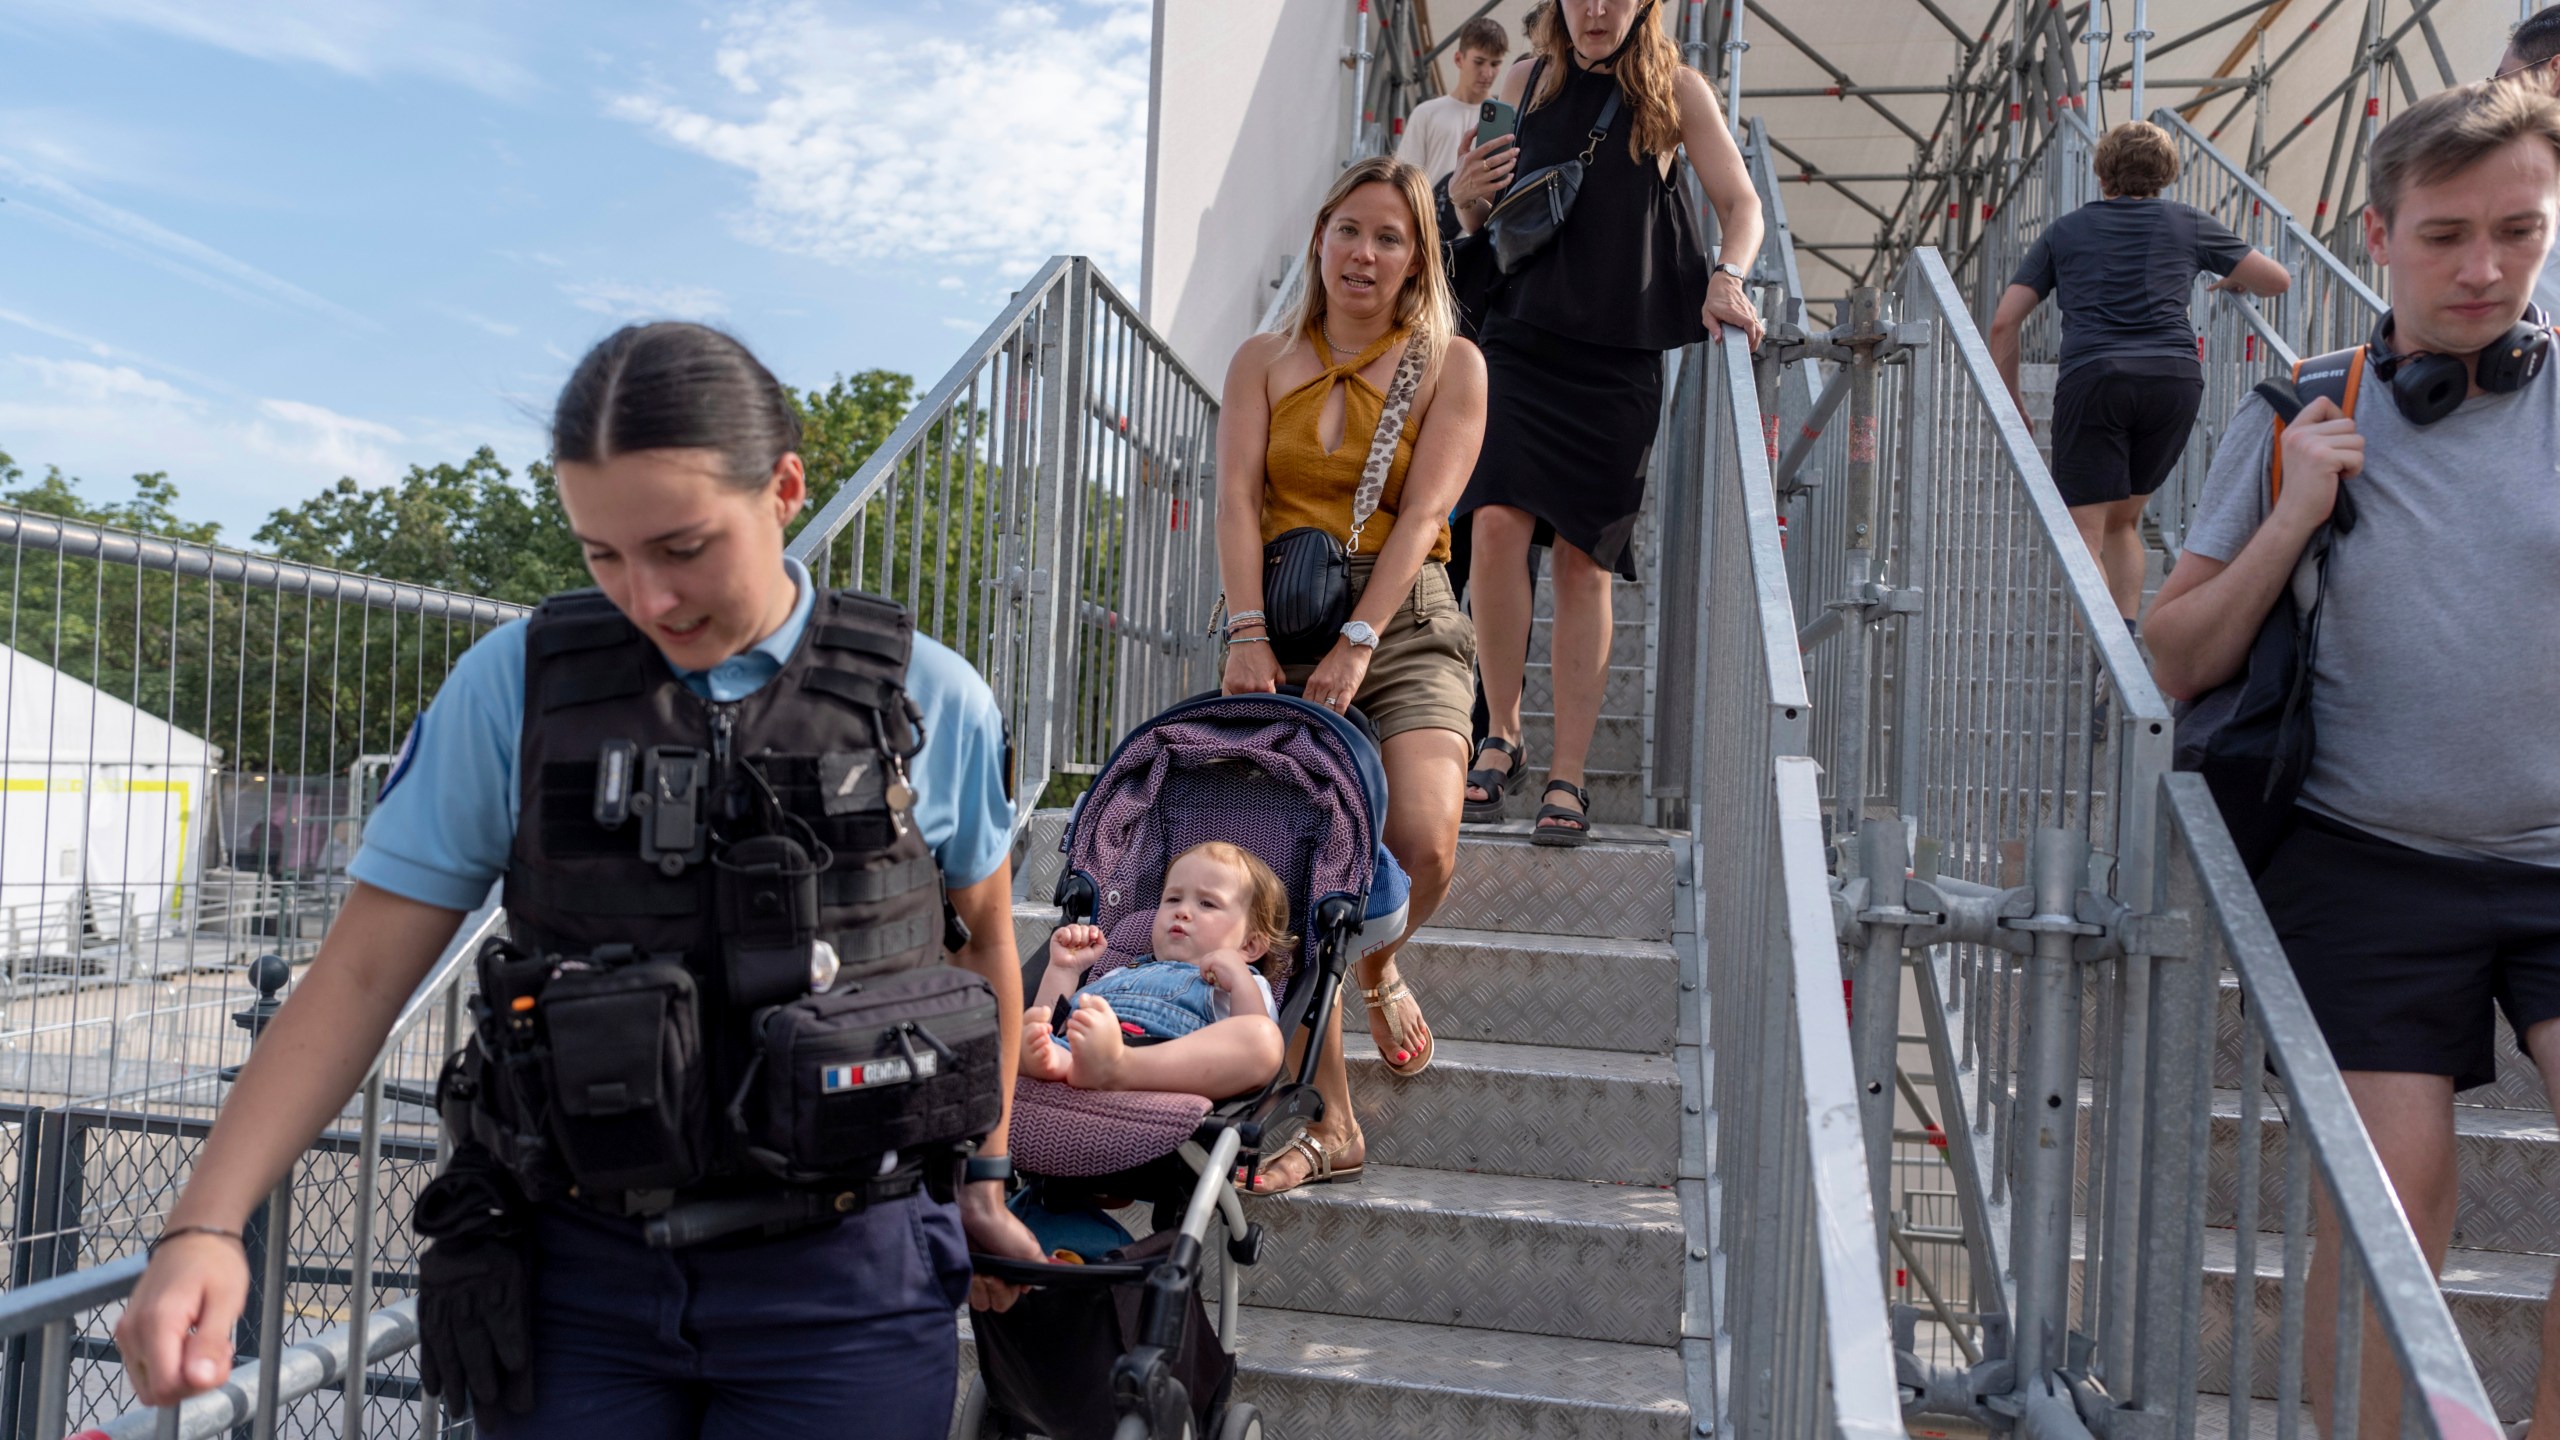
[
  {"x1": 1340, "y1": 619, "x2": 1381, "y2": 650},
  {"x1": 1712, "y1": 261, "x2": 1749, "y2": 283}
]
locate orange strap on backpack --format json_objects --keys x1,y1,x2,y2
[{"x1": 2265, "y1": 345, "x2": 2365, "y2": 505}]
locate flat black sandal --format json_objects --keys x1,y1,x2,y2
[
  {"x1": 1462, "y1": 736, "x2": 1528, "y2": 823},
  {"x1": 1531, "y1": 778, "x2": 1593, "y2": 848}
]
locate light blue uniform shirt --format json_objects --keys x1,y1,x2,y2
[{"x1": 350, "y1": 558, "x2": 1015, "y2": 909}]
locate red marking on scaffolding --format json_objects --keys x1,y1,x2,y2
[
  {"x1": 1364, "y1": 110, "x2": 1375, "y2": 123},
  {"x1": 2008, "y1": 102, "x2": 2022, "y2": 122},
  {"x1": 1826, "y1": 85, "x2": 1843, "y2": 98},
  {"x1": 1982, "y1": 201, "x2": 1995, "y2": 220},
  {"x1": 1843, "y1": 977, "x2": 1855, "y2": 1016},
  {"x1": 2308, "y1": 17, "x2": 2320, "y2": 28},
  {"x1": 2366, "y1": 97, "x2": 2380, "y2": 117},
  {"x1": 2197, "y1": 334, "x2": 2207, "y2": 361},
  {"x1": 1849, "y1": 414, "x2": 1879, "y2": 464},
  {"x1": 1763, "y1": 414, "x2": 1781, "y2": 462},
  {"x1": 1897, "y1": 1268, "x2": 1909, "y2": 1288},
  {"x1": 1777, "y1": 514, "x2": 1788, "y2": 551},
  {"x1": 2315, "y1": 199, "x2": 2330, "y2": 219},
  {"x1": 1392, "y1": 117, "x2": 1404, "y2": 135},
  {"x1": 2245, "y1": 335, "x2": 2258, "y2": 362},
  {"x1": 1948, "y1": 201, "x2": 1960, "y2": 219},
  {"x1": 1169, "y1": 497, "x2": 1186, "y2": 531},
  {"x1": 2252, "y1": 200, "x2": 2262, "y2": 217},
  {"x1": 1925, "y1": 1122, "x2": 1947, "y2": 1150}
]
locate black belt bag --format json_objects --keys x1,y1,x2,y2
[
  {"x1": 1483, "y1": 58, "x2": 1621, "y2": 275},
  {"x1": 733, "y1": 963, "x2": 1002, "y2": 1185}
]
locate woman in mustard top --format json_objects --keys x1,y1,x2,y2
[{"x1": 1214, "y1": 155, "x2": 1488, "y2": 1194}]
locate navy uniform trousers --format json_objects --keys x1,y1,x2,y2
[{"x1": 476, "y1": 1191, "x2": 973, "y2": 1440}]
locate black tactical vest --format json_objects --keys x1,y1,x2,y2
[
  {"x1": 505, "y1": 585, "x2": 942, "y2": 983},
  {"x1": 451, "y1": 585, "x2": 1000, "y2": 1215}
]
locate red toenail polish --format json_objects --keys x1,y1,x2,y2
[{"x1": 1395, "y1": 1049, "x2": 1411, "y2": 1063}]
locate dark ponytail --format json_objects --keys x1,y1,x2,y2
[{"x1": 552, "y1": 322, "x2": 802, "y2": 490}]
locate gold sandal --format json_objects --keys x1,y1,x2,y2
[
  {"x1": 1361, "y1": 975, "x2": 1434, "y2": 1077},
  {"x1": 1252, "y1": 1131, "x2": 1364, "y2": 1194}
]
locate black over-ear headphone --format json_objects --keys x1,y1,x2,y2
[{"x1": 2366, "y1": 304, "x2": 2551, "y2": 425}]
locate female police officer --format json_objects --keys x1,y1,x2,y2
[{"x1": 113, "y1": 321, "x2": 1046, "y2": 1438}]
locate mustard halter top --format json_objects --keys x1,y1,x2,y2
[{"x1": 1259, "y1": 326, "x2": 1450, "y2": 563}]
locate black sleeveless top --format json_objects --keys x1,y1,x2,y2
[{"x1": 1494, "y1": 59, "x2": 1712, "y2": 352}]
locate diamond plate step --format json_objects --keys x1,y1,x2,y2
[
  {"x1": 1239, "y1": 1163, "x2": 1683, "y2": 1344},
  {"x1": 1344, "y1": 926, "x2": 1678, "y2": 1054},
  {"x1": 2196, "y1": 1228, "x2": 2552, "y2": 1423},
  {"x1": 2202, "y1": 1089, "x2": 2560, "y2": 1255},
  {"x1": 2208, "y1": 973, "x2": 2549, "y2": 1114},
  {"x1": 1524, "y1": 665, "x2": 1648, "y2": 720},
  {"x1": 1437, "y1": 830, "x2": 1676, "y2": 941},
  {"x1": 1345, "y1": 1035, "x2": 1683, "y2": 1186},
  {"x1": 957, "y1": 1307, "x2": 1690, "y2": 1440},
  {"x1": 1529, "y1": 615, "x2": 1649, "y2": 666}
]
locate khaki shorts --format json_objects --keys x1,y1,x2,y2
[{"x1": 1278, "y1": 556, "x2": 1478, "y2": 743}]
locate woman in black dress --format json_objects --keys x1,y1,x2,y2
[{"x1": 1447, "y1": 0, "x2": 1763, "y2": 844}]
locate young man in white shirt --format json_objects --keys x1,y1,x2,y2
[{"x1": 1397, "y1": 15, "x2": 1510, "y2": 186}]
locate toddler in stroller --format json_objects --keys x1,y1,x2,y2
[
  {"x1": 1018, "y1": 841, "x2": 1293, "y2": 1100},
  {"x1": 962, "y1": 690, "x2": 1407, "y2": 1440}
]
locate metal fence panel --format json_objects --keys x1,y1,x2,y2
[{"x1": 785, "y1": 256, "x2": 1221, "y2": 813}]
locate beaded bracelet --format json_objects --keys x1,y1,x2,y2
[
  {"x1": 1225, "y1": 634, "x2": 1272, "y2": 647},
  {"x1": 148, "y1": 1224, "x2": 245, "y2": 1258},
  {"x1": 1226, "y1": 609, "x2": 1266, "y2": 627}
]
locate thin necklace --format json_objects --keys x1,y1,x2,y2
[{"x1": 1321, "y1": 317, "x2": 1383, "y2": 358}]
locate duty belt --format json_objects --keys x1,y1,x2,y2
[{"x1": 574, "y1": 1167, "x2": 926, "y2": 1249}]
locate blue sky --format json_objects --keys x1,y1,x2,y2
[{"x1": 0, "y1": 0, "x2": 1151, "y2": 540}]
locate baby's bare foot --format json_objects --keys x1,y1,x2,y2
[
  {"x1": 1019, "y1": 1019, "x2": 1071, "y2": 1084},
  {"x1": 1063, "y1": 999, "x2": 1130, "y2": 1090}
]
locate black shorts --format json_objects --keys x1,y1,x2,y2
[
  {"x1": 2049, "y1": 358, "x2": 2205, "y2": 508},
  {"x1": 2256, "y1": 810, "x2": 2560, "y2": 1091}
]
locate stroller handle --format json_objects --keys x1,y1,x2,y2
[{"x1": 970, "y1": 1251, "x2": 1154, "y2": 1286}]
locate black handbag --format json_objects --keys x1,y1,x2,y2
[
  {"x1": 1484, "y1": 58, "x2": 1622, "y2": 275},
  {"x1": 2172, "y1": 376, "x2": 2358, "y2": 874},
  {"x1": 1251, "y1": 333, "x2": 1431, "y2": 665}
]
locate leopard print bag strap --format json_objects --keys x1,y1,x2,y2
[{"x1": 1347, "y1": 330, "x2": 1429, "y2": 556}]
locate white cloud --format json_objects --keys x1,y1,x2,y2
[
  {"x1": 559, "y1": 280, "x2": 731, "y2": 322},
  {"x1": 610, "y1": 0, "x2": 1149, "y2": 280},
  {"x1": 0, "y1": 157, "x2": 375, "y2": 329},
  {"x1": 0, "y1": 353, "x2": 422, "y2": 530},
  {"x1": 10, "y1": 0, "x2": 533, "y2": 97},
  {"x1": 5, "y1": 356, "x2": 200, "y2": 413},
  {"x1": 430, "y1": 302, "x2": 522, "y2": 338},
  {"x1": 244, "y1": 399, "x2": 405, "y2": 482}
]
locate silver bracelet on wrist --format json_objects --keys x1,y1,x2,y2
[{"x1": 1225, "y1": 634, "x2": 1272, "y2": 647}]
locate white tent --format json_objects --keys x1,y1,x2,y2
[{"x1": 0, "y1": 645, "x2": 217, "y2": 953}]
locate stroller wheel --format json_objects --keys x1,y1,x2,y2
[
  {"x1": 1213, "y1": 1403, "x2": 1264, "y2": 1440},
  {"x1": 949, "y1": 1373, "x2": 997, "y2": 1439}
]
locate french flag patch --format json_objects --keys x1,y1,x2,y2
[{"x1": 821, "y1": 1054, "x2": 937, "y2": 1093}]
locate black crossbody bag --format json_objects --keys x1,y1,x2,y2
[
  {"x1": 1254, "y1": 333, "x2": 1430, "y2": 663},
  {"x1": 1483, "y1": 58, "x2": 1623, "y2": 275}
]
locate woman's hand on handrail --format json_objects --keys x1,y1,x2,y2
[{"x1": 1703, "y1": 270, "x2": 1765, "y2": 351}]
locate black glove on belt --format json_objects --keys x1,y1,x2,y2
[{"x1": 412, "y1": 1148, "x2": 536, "y2": 1416}]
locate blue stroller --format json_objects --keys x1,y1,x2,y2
[{"x1": 962, "y1": 689, "x2": 1408, "y2": 1440}]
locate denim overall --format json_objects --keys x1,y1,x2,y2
[{"x1": 1058, "y1": 959, "x2": 1228, "y2": 1043}]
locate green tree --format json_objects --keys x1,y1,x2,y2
[{"x1": 254, "y1": 447, "x2": 585, "y2": 606}]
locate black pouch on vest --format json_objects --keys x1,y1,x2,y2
[
  {"x1": 718, "y1": 834, "x2": 821, "y2": 1010},
  {"x1": 540, "y1": 958, "x2": 707, "y2": 1193},
  {"x1": 735, "y1": 964, "x2": 1001, "y2": 1184}
]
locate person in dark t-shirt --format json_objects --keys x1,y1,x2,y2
[{"x1": 1988, "y1": 120, "x2": 2290, "y2": 631}]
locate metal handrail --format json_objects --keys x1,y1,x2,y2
[
  {"x1": 2159, "y1": 776, "x2": 2501, "y2": 1440},
  {"x1": 0, "y1": 508, "x2": 530, "y2": 627}
]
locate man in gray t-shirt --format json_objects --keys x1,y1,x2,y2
[{"x1": 2149, "y1": 83, "x2": 2560, "y2": 1440}]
